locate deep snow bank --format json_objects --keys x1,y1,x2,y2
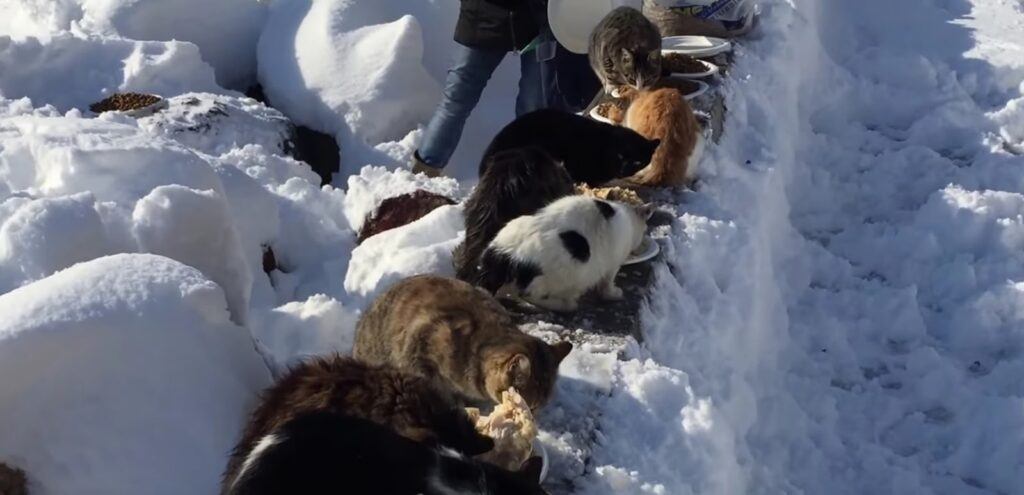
[
  {"x1": 0, "y1": 253, "x2": 271, "y2": 495},
  {"x1": 0, "y1": 34, "x2": 224, "y2": 112},
  {"x1": 0, "y1": 0, "x2": 266, "y2": 90},
  {"x1": 258, "y1": 0, "x2": 440, "y2": 157}
]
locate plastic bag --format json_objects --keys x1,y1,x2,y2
[{"x1": 650, "y1": 0, "x2": 754, "y2": 29}]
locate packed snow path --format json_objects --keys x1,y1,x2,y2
[{"x1": 554, "y1": 0, "x2": 1024, "y2": 494}]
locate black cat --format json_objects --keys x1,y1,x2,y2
[
  {"x1": 478, "y1": 109, "x2": 660, "y2": 186},
  {"x1": 226, "y1": 411, "x2": 548, "y2": 495},
  {"x1": 455, "y1": 146, "x2": 575, "y2": 283}
]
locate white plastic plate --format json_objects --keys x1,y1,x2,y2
[
  {"x1": 121, "y1": 98, "x2": 169, "y2": 118},
  {"x1": 532, "y1": 439, "x2": 549, "y2": 482},
  {"x1": 549, "y1": 0, "x2": 642, "y2": 54},
  {"x1": 589, "y1": 104, "x2": 616, "y2": 125},
  {"x1": 661, "y1": 35, "x2": 733, "y2": 58},
  {"x1": 624, "y1": 237, "x2": 660, "y2": 265},
  {"x1": 677, "y1": 78, "x2": 711, "y2": 100}
]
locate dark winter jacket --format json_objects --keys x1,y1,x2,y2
[{"x1": 454, "y1": 0, "x2": 547, "y2": 51}]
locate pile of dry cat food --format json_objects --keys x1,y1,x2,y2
[
  {"x1": 662, "y1": 52, "x2": 707, "y2": 74},
  {"x1": 577, "y1": 183, "x2": 644, "y2": 205},
  {"x1": 88, "y1": 93, "x2": 163, "y2": 113}
]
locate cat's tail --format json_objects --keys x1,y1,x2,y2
[{"x1": 454, "y1": 219, "x2": 499, "y2": 284}]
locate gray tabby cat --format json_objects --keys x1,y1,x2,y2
[{"x1": 588, "y1": 6, "x2": 663, "y2": 94}]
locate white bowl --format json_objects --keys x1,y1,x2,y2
[
  {"x1": 589, "y1": 104, "x2": 617, "y2": 125},
  {"x1": 661, "y1": 35, "x2": 732, "y2": 58},
  {"x1": 624, "y1": 236, "x2": 660, "y2": 265},
  {"x1": 549, "y1": 0, "x2": 642, "y2": 54},
  {"x1": 532, "y1": 439, "x2": 549, "y2": 482}
]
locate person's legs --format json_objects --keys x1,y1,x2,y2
[
  {"x1": 516, "y1": 27, "x2": 559, "y2": 116},
  {"x1": 417, "y1": 44, "x2": 506, "y2": 170},
  {"x1": 517, "y1": 26, "x2": 601, "y2": 115}
]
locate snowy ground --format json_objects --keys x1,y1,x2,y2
[{"x1": 1, "y1": 0, "x2": 1022, "y2": 494}]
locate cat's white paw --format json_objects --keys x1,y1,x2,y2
[{"x1": 601, "y1": 284, "x2": 625, "y2": 301}]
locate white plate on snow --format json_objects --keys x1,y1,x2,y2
[
  {"x1": 624, "y1": 237, "x2": 659, "y2": 265},
  {"x1": 589, "y1": 104, "x2": 616, "y2": 125},
  {"x1": 661, "y1": 36, "x2": 733, "y2": 58},
  {"x1": 669, "y1": 59, "x2": 720, "y2": 79},
  {"x1": 532, "y1": 439, "x2": 549, "y2": 482},
  {"x1": 122, "y1": 99, "x2": 169, "y2": 118},
  {"x1": 548, "y1": 0, "x2": 642, "y2": 54}
]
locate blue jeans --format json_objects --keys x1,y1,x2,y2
[{"x1": 418, "y1": 28, "x2": 594, "y2": 169}]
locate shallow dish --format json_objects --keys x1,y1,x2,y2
[
  {"x1": 624, "y1": 236, "x2": 660, "y2": 265},
  {"x1": 661, "y1": 35, "x2": 732, "y2": 58}
]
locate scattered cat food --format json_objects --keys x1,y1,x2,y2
[
  {"x1": 467, "y1": 387, "x2": 538, "y2": 472},
  {"x1": 89, "y1": 93, "x2": 163, "y2": 114},
  {"x1": 663, "y1": 53, "x2": 708, "y2": 74},
  {"x1": 577, "y1": 183, "x2": 644, "y2": 206},
  {"x1": 357, "y1": 190, "x2": 456, "y2": 244},
  {"x1": 594, "y1": 101, "x2": 626, "y2": 124}
]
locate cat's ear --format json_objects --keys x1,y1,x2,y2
[
  {"x1": 647, "y1": 138, "x2": 662, "y2": 152},
  {"x1": 636, "y1": 203, "x2": 656, "y2": 221},
  {"x1": 518, "y1": 456, "x2": 545, "y2": 483},
  {"x1": 507, "y1": 353, "x2": 531, "y2": 380},
  {"x1": 551, "y1": 341, "x2": 573, "y2": 363}
]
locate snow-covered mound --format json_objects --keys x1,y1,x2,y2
[
  {"x1": 0, "y1": 0, "x2": 266, "y2": 90},
  {"x1": 0, "y1": 34, "x2": 224, "y2": 112},
  {"x1": 136, "y1": 93, "x2": 293, "y2": 157},
  {"x1": 0, "y1": 253, "x2": 271, "y2": 495},
  {"x1": 344, "y1": 203, "x2": 463, "y2": 301},
  {"x1": 249, "y1": 294, "x2": 360, "y2": 372},
  {"x1": 258, "y1": 0, "x2": 440, "y2": 145}
]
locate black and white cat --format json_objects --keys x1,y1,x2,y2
[
  {"x1": 478, "y1": 195, "x2": 653, "y2": 312},
  {"x1": 227, "y1": 411, "x2": 547, "y2": 495},
  {"x1": 455, "y1": 146, "x2": 575, "y2": 284}
]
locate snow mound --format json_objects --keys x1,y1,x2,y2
[
  {"x1": 343, "y1": 165, "x2": 461, "y2": 232},
  {"x1": 0, "y1": 192, "x2": 112, "y2": 294},
  {"x1": 136, "y1": 93, "x2": 292, "y2": 156},
  {"x1": 344, "y1": 204, "x2": 463, "y2": 301},
  {"x1": 0, "y1": 34, "x2": 223, "y2": 112},
  {"x1": 132, "y1": 185, "x2": 252, "y2": 325},
  {"x1": 258, "y1": 0, "x2": 440, "y2": 144},
  {"x1": 0, "y1": 253, "x2": 271, "y2": 495},
  {"x1": 0, "y1": 0, "x2": 266, "y2": 90},
  {"x1": 0, "y1": 113, "x2": 222, "y2": 205},
  {"x1": 250, "y1": 294, "x2": 360, "y2": 371},
  {"x1": 77, "y1": 0, "x2": 266, "y2": 89}
]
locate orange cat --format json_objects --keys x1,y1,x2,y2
[{"x1": 621, "y1": 86, "x2": 703, "y2": 187}]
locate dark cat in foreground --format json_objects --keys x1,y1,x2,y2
[
  {"x1": 221, "y1": 356, "x2": 493, "y2": 493},
  {"x1": 455, "y1": 146, "x2": 575, "y2": 283},
  {"x1": 478, "y1": 109, "x2": 660, "y2": 187},
  {"x1": 226, "y1": 411, "x2": 548, "y2": 495}
]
